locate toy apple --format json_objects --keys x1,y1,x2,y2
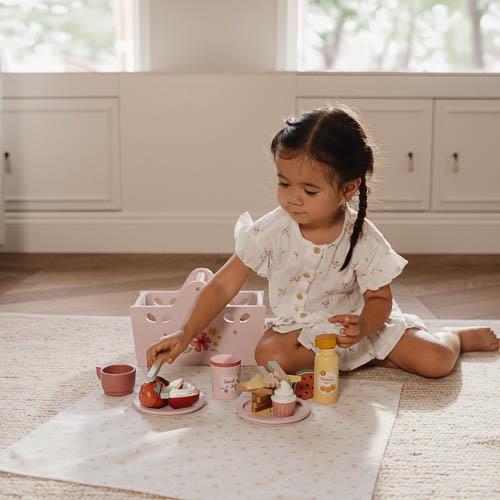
[
  {"x1": 156, "y1": 376, "x2": 169, "y2": 386},
  {"x1": 139, "y1": 376, "x2": 169, "y2": 408},
  {"x1": 159, "y1": 378, "x2": 183, "y2": 401},
  {"x1": 168, "y1": 387, "x2": 200, "y2": 409}
]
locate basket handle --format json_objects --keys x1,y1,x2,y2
[
  {"x1": 180, "y1": 267, "x2": 214, "y2": 292},
  {"x1": 194, "y1": 271, "x2": 209, "y2": 283}
]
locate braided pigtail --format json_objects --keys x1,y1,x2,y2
[{"x1": 340, "y1": 176, "x2": 367, "y2": 271}]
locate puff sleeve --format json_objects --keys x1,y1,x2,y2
[
  {"x1": 353, "y1": 220, "x2": 408, "y2": 295},
  {"x1": 234, "y1": 211, "x2": 274, "y2": 278}
]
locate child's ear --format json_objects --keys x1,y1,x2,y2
[{"x1": 343, "y1": 178, "x2": 361, "y2": 201}]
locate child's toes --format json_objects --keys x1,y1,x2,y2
[
  {"x1": 491, "y1": 337, "x2": 500, "y2": 351},
  {"x1": 488, "y1": 330, "x2": 499, "y2": 350}
]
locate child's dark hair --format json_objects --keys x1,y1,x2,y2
[{"x1": 270, "y1": 104, "x2": 374, "y2": 271}]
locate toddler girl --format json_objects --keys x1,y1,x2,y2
[{"x1": 147, "y1": 105, "x2": 498, "y2": 378}]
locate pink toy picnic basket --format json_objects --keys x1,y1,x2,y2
[{"x1": 130, "y1": 268, "x2": 266, "y2": 368}]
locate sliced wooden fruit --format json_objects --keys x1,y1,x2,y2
[
  {"x1": 294, "y1": 370, "x2": 314, "y2": 400},
  {"x1": 168, "y1": 387, "x2": 200, "y2": 409},
  {"x1": 159, "y1": 377, "x2": 184, "y2": 399}
]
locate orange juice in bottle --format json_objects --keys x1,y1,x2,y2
[{"x1": 313, "y1": 334, "x2": 339, "y2": 404}]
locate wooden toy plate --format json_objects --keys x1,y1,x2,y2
[
  {"x1": 133, "y1": 385, "x2": 207, "y2": 416},
  {"x1": 237, "y1": 397, "x2": 311, "y2": 426}
]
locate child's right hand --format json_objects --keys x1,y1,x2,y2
[{"x1": 146, "y1": 329, "x2": 192, "y2": 368}]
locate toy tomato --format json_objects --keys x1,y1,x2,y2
[{"x1": 139, "y1": 377, "x2": 169, "y2": 408}]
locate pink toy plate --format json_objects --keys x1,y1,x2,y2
[
  {"x1": 237, "y1": 397, "x2": 311, "y2": 426},
  {"x1": 133, "y1": 391, "x2": 207, "y2": 416}
]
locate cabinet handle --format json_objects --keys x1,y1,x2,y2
[
  {"x1": 452, "y1": 152, "x2": 459, "y2": 173},
  {"x1": 4, "y1": 151, "x2": 11, "y2": 173},
  {"x1": 407, "y1": 151, "x2": 415, "y2": 172}
]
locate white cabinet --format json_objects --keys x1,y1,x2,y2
[
  {"x1": 432, "y1": 99, "x2": 500, "y2": 212},
  {"x1": 3, "y1": 98, "x2": 121, "y2": 211},
  {"x1": 297, "y1": 98, "x2": 432, "y2": 211},
  {"x1": 297, "y1": 97, "x2": 500, "y2": 213},
  {"x1": 0, "y1": 76, "x2": 4, "y2": 245},
  {"x1": 2, "y1": 73, "x2": 499, "y2": 253}
]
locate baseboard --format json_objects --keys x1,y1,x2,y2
[{"x1": 2, "y1": 211, "x2": 500, "y2": 253}]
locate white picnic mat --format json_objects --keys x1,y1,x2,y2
[{"x1": 0, "y1": 364, "x2": 402, "y2": 500}]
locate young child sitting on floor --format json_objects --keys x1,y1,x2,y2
[{"x1": 147, "y1": 105, "x2": 499, "y2": 378}]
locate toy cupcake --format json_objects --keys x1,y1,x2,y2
[{"x1": 271, "y1": 380, "x2": 297, "y2": 417}]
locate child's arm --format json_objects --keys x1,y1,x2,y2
[
  {"x1": 359, "y1": 284, "x2": 393, "y2": 337},
  {"x1": 146, "y1": 255, "x2": 253, "y2": 367},
  {"x1": 329, "y1": 284, "x2": 392, "y2": 348},
  {"x1": 182, "y1": 254, "x2": 252, "y2": 338}
]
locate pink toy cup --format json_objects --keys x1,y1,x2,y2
[
  {"x1": 210, "y1": 354, "x2": 241, "y2": 400},
  {"x1": 96, "y1": 363, "x2": 136, "y2": 396}
]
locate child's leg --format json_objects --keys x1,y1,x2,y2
[
  {"x1": 254, "y1": 328, "x2": 315, "y2": 373},
  {"x1": 368, "y1": 326, "x2": 498, "y2": 378},
  {"x1": 255, "y1": 326, "x2": 498, "y2": 378}
]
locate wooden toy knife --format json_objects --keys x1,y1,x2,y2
[
  {"x1": 256, "y1": 365, "x2": 279, "y2": 388},
  {"x1": 267, "y1": 360, "x2": 288, "y2": 381},
  {"x1": 144, "y1": 351, "x2": 170, "y2": 382}
]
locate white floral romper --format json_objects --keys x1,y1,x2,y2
[{"x1": 234, "y1": 204, "x2": 428, "y2": 371}]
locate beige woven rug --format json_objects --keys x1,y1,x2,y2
[{"x1": 0, "y1": 313, "x2": 498, "y2": 499}]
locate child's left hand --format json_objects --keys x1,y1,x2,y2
[{"x1": 328, "y1": 314, "x2": 364, "y2": 348}]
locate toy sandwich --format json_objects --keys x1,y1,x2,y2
[{"x1": 236, "y1": 360, "x2": 301, "y2": 415}]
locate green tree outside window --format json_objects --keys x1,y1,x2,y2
[
  {"x1": 300, "y1": 0, "x2": 500, "y2": 71},
  {"x1": 0, "y1": 0, "x2": 133, "y2": 72}
]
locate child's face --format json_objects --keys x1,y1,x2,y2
[{"x1": 276, "y1": 154, "x2": 355, "y2": 227}]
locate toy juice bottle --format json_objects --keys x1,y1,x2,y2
[{"x1": 313, "y1": 334, "x2": 339, "y2": 404}]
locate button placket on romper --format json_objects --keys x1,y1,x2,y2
[{"x1": 298, "y1": 245, "x2": 324, "y2": 321}]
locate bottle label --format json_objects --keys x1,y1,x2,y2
[
  {"x1": 219, "y1": 375, "x2": 239, "y2": 393},
  {"x1": 318, "y1": 370, "x2": 337, "y2": 394}
]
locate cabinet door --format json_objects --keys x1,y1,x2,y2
[
  {"x1": 432, "y1": 100, "x2": 500, "y2": 212},
  {"x1": 297, "y1": 98, "x2": 433, "y2": 211},
  {"x1": 3, "y1": 98, "x2": 121, "y2": 211},
  {"x1": 0, "y1": 76, "x2": 4, "y2": 245}
]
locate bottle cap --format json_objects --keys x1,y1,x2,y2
[{"x1": 315, "y1": 334, "x2": 336, "y2": 349}]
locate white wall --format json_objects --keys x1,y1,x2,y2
[{"x1": 149, "y1": 0, "x2": 278, "y2": 72}]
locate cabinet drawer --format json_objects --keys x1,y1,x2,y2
[
  {"x1": 432, "y1": 99, "x2": 500, "y2": 212},
  {"x1": 297, "y1": 98, "x2": 432, "y2": 211},
  {"x1": 3, "y1": 98, "x2": 121, "y2": 211}
]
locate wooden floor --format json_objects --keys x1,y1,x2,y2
[{"x1": 0, "y1": 253, "x2": 499, "y2": 319}]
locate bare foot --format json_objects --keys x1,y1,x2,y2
[{"x1": 441, "y1": 326, "x2": 499, "y2": 352}]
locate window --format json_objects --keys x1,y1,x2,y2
[
  {"x1": 0, "y1": 0, "x2": 135, "y2": 72},
  {"x1": 298, "y1": 0, "x2": 500, "y2": 72}
]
